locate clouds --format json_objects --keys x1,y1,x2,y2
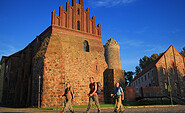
[
  {"x1": 0, "y1": 43, "x2": 19, "y2": 59},
  {"x1": 89, "y1": 0, "x2": 136, "y2": 7}
]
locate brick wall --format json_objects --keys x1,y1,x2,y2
[
  {"x1": 126, "y1": 87, "x2": 136, "y2": 101},
  {"x1": 104, "y1": 69, "x2": 124, "y2": 104},
  {"x1": 0, "y1": 58, "x2": 6, "y2": 103},
  {"x1": 141, "y1": 86, "x2": 162, "y2": 97},
  {"x1": 156, "y1": 45, "x2": 185, "y2": 97},
  {"x1": 40, "y1": 26, "x2": 107, "y2": 107}
]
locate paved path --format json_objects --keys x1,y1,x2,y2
[{"x1": 0, "y1": 105, "x2": 185, "y2": 113}]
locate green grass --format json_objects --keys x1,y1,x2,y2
[
  {"x1": 38, "y1": 104, "x2": 115, "y2": 110},
  {"x1": 38, "y1": 100, "x2": 176, "y2": 110}
]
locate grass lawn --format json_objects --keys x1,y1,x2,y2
[
  {"x1": 38, "y1": 104, "x2": 115, "y2": 110},
  {"x1": 38, "y1": 100, "x2": 176, "y2": 110}
]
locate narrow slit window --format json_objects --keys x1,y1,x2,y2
[
  {"x1": 77, "y1": 21, "x2": 80, "y2": 30},
  {"x1": 77, "y1": 9, "x2": 80, "y2": 15},
  {"x1": 83, "y1": 41, "x2": 89, "y2": 52}
]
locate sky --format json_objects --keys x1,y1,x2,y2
[{"x1": 0, "y1": 0, "x2": 185, "y2": 72}]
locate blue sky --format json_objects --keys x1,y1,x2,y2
[{"x1": 0, "y1": 0, "x2": 185, "y2": 72}]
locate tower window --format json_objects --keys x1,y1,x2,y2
[
  {"x1": 83, "y1": 41, "x2": 89, "y2": 52},
  {"x1": 77, "y1": 9, "x2": 80, "y2": 15},
  {"x1": 77, "y1": 21, "x2": 80, "y2": 30}
]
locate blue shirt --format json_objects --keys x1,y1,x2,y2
[{"x1": 114, "y1": 87, "x2": 123, "y2": 96}]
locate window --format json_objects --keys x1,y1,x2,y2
[
  {"x1": 152, "y1": 70, "x2": 154, "y2": 76},
  {"x1": 83, "y1": 41, "x2": 89, "y2": 52},
  {"x1": 136, "y1": 81, "x2": 137, "y2": 85},
  {"x1": 77, "y1": 21, "x2": 80, "y2": 30},
  {"x1": 163, "y1": 68, "x2": 166, "y2": 75},
  {"x1": 77, "y1": 9, "x2": 80, "y2": 15},
  {"x1": 164, "y1": 83, "x2": 167, "y2": 89},
  {"x1": 148, "y1": 73, "x2": 150, "y2": 79},
  {"x1": 96, "y1": 65, "x2": 97, "y2": 71},
  {"x1": 138, "y1": 79, "x2": 140, "y2": 84},
  {"x1": 183, "y1": 69, "x2": 185, "y2": 74},
  {"x1": 145, "y1": 75, "x2": 146, "y2": 81},
  {"x1": 173, "y1": 68, "x2": 176, "y2": 75},
  {"x1": 6, "y1": 65, "x2": 8, "y2": 73},
  {"x1": 174, "y1": 83, "x2": 177, "y2": 89},
  {"x1": 141, "y1": 77, "x2": 143, "y2": 82}
]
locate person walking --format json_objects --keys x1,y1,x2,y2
[
  {"x1": 60, "y1": 82, "x2": 74, "y2": 113},
  {"x1": 111, "y1": 82, "x2": 125, "y2": 113},
  {"x1": 84, "y1": 77, "x2": 101, "y2": 113}
]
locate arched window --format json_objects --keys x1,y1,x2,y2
[
  {"x1": 77, "y1": 21, "x2": 80, "y2": 30},
  {"x1": 83, "y1": 41, "x2": 89, "y2": 52}
]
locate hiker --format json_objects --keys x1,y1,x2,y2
[
  {"x1": 84, "y1": 77, "x2": 101, "y2": 113},
  {"x1": 60, "y1": 82, "x2": 74, "y2": 113},
  {"x1": 111, "y1": 82, "x2": 125, "y2": 113}
]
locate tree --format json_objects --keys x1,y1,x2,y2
[
  {"x1": 139, "y1": 56, "x2": 150, "y2": 69},
  {"x1": 150, "y1": 54, "x2": 159, "y2": 62},
  {"x1": 181, "y1": 47, "x2": 185, "y2": 57},
  {"x1": 135, "y1": 66, "x2": 141, "y2": 75},
  {"x1": 138, "y1": 53, "x2": 162, "y2": 70},
  {"x1": 125, "y1": 71, "x2": 134, "y2": 86}
]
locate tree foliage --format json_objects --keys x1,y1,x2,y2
[
  {"x1": 125, "y1": 71, "x2": 134, "y2": 86},
  {"x1": 135, "y1": 53, "x2": 163, "y2": 75},
  {"x1": 181, "y1": 47, "x2": 185, "y2": 57},
  {"x1": 135, "y1": 66, "x2": 141, "y2": 75}
]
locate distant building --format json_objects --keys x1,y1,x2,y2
[{"x1": 131, "y1": 45, "x2": 185, "y2": 98}]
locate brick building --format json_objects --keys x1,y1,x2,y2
[
  {"x1": 130, "y1": 45, "x2": 185, "y2": 98},
  {"x1": 0, "y1": 0, "x2": 124, "y2": 107}
]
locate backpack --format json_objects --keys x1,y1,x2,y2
[{"x1": 96, "y1": 82, "x2": 102, "y2": 95}]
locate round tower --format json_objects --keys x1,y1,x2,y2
[{"x1": 104, "y1": 38, "x2": 121, "y2": 69}]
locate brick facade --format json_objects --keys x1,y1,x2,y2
[
  {"x1": 0, "y1": 0, "x2": 125, "y2": 107},
  {"x1": 131, "y1": 45, "x2": 185, "y2": 98},
  {"x1": 104, "y1": 38, "x2": 125, "y2": 104},
  {"x1": 126, "y1": 87, "x2": 136, "y2": 101}
]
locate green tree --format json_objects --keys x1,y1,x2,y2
[
  {"x1": 181, "y1": 47, "x2": 185, "y2": 57},
  {"x1": 139, "y1": 56, "x2": 150, "y2": 69},
  {"x1": 135, "y1": 66, "x2": 141, "y2": 75},
  {"x1": 138, "y1": 53, "x2": 162, "y2": 70},
  {"x1": 125, "y1": 71, "x2": 134, "y2": 86},
  {"x1": 150, "y1": 54, "x2": 159, "y2": 62}
]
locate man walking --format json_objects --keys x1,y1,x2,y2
[
  {"x1": 111, "y1": 82, "x2": 125, "y2": 113},
  {"x1": 60, "y1": 82, "x2": 74, "y2": 113},
  {"x1": 85, "y1": 77, "x2": 101, "y2": 113}
]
